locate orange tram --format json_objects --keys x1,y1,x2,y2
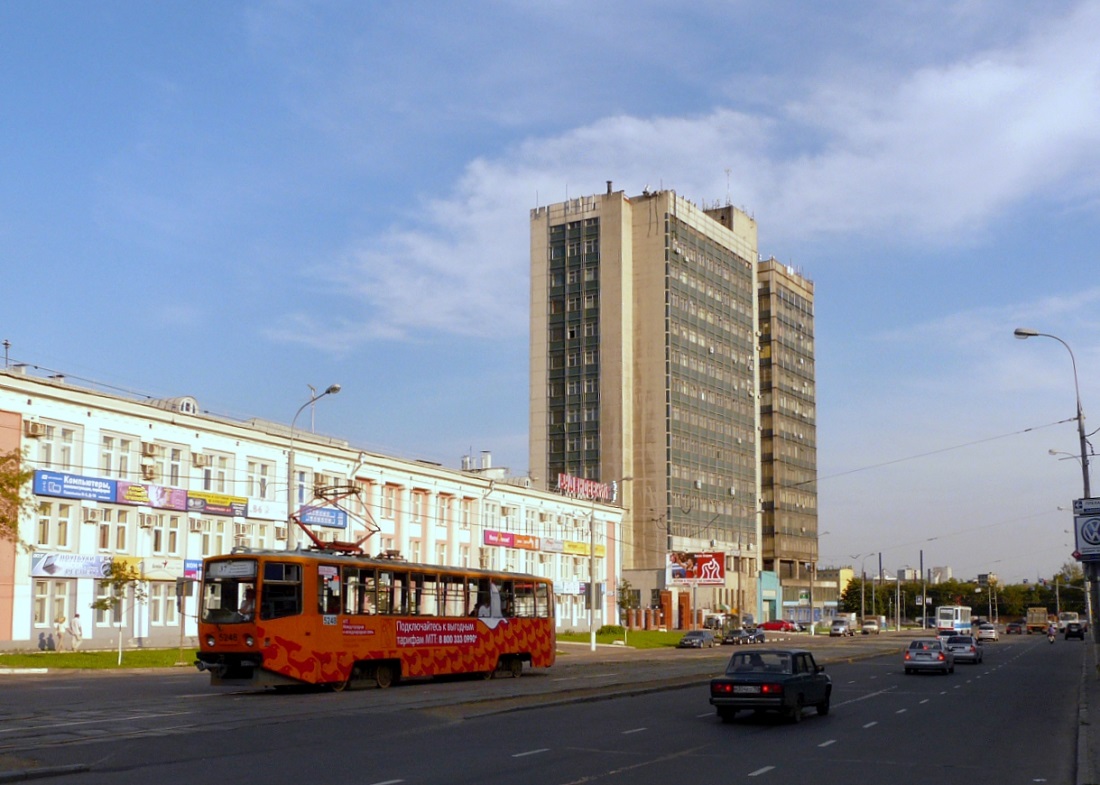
[{"x1": 195, "y1": 547, "x2": 556, "y2": 690}]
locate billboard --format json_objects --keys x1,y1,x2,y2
[{"x1": 666, "y1": 551, "x2": 726, "y2": 586}]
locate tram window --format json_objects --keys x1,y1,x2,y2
[
  {"x1": 513, "y1": 581, "x2": 536, "y2": 618},
  {"x1": 377, "y1": 571, "x2": 394, "y2": 614},
  {"x1": 410, "y1": 573, "x2": 440, "y2": 616},
  {"x1": 535, "y1": 582, "x2": 552, "y2": 619},
  {"x1": 498, "y1": 581, "x2": 516, "y2": 617},
  {"x1": 317, "y1": 565, "x2": 341, "y2": 614},
  {"x1": 343, "y1": 567, "x2": 377, "y2": 615},
  {"x1": 261, "y1": 562, "x2": 302, "y2": 619},
  {"x1": 440, "y1": 575, "x2": 467, "y2": 617}
]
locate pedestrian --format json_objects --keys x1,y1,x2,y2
[
  {"x1": 67, "y1": 613, "x2": 83, "y2": 651},
  {"x1": 53, "y1": 615, "x2": 66, "y2": 652}
]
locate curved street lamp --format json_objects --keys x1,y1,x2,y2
[
  {"x1": 286, "y1": 384, "x2": 341, "y2": 549},
  {"x1": 1013, "y1": 328, "x2": 1090, "y2": 497},
  {"x1": 1015, "y1": 328, "x2": 1094, "y2": 637}
]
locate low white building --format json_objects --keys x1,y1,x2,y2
[{"x1": 0, "y1": 367, "x2": 622, "y2": 651}]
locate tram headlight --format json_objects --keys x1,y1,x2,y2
[
  {"x1": 205, "y1": 635, "x2": 216, "y2": 648},
  {"x1": 245, "y1": 635, "x2": 255, "y2": 647}
]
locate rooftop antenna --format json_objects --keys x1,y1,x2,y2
[{"x1": 725, "y1": 168, "x2": 732, "y2": 206}]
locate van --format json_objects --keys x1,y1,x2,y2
[{"x1": 829, "y1": 619, "x2": 854, "y2": 637}]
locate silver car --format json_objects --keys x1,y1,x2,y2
[
  {"x1": 944, "y1": 634, "x2": 983, "y2": 664},
  {"x1": 903, "y1": 638, "x2": 955, "y2": 674},
  {"x1": 976, "y1": 623, "x2": 999, "y2": 642}
]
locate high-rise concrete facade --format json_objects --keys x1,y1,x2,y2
[
  {"x1": 757, "y1": 259, "x2": 818, "y2": 621},
  {"x1": 530, "y1": 186, "x2": 766, "y2": 622}
]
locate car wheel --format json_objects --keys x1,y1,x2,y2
[
  {"x1": 718, "y1": 708, "x2": 737, "y2": 723},
  {"x1": 904, "y1": 667, "x2": 912, "y2": 675},
  {"x1": 817, "y1": 692, "x2": 831, "y2": 716},
  {"x1": 789, "y1": 698, "x2": 803, "y2": 723},
  {"x1": 948, "y1": 665, "x2": 955, "y2": 674}
]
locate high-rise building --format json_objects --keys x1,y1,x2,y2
[
  {"x1": 530, "y1": 185, "x2": 767, "y2": 622},
  {"x1": 757, "y1": 259, "x2": 818, "y2": 618}
]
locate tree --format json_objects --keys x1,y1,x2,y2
[
  {"x1": 0, "y1": 449, "x2": 34, "y2": 548},
  {"x1": 90, "y1": 560, "x2": 148, "y2": 665}
]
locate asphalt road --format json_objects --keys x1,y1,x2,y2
[{"x1": 0, "y1": 632, "x2": 1088, "y2": 784}]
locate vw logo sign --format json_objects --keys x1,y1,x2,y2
[{"x1": 1080, "y1": 517, "x2": 1100, "y2": 547}]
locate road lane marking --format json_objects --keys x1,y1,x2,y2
[
  {"x1": 512, "y1": 749, "x2": 549, "y2": 758},
  {"x1": 369, "y1": 780, "x2": 404, "y2": 785},
  {"x1": 863, "y1": 721, "x2": 878, "y2": 728},
  {"x1": 622, "y1": 728, "x2": 647, "y2": 734},
  {"x1": 896, "y1": 709, "x2": 907, "y2": 714},
  {"x1": 920, "y1": 699, "x2": 930, "y2": 704},
  {"x1": 748, "y1": 766, "x2": 775, "y2": 776},
  {"x1": 819, "y1": 740, "x2": 837, "y2": 747}
]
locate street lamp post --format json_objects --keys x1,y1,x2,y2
[
  {"x1": 1014, "y1": 327, "x2": 1095, "y2": 638},
  {"x1": 286, "y1": 384, "x2": 341, "y2": 549}
]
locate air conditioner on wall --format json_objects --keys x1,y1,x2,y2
[
  {"x1": 139, "y1": 514, "x2": 155, "y2": 529},
  {"x1": 189, "y1": 519, "x2": 204, "y2": 533},
  {"x1": 141, "y1": 464, "x2": 157, "y2": 481},
  {"x1": 83, "y1": 509, "x2": 101, "y2": 524},
  {"x1": 23, "y1": 421, "x2": 46, "y2": 438},
  {"x1": 192, "y1": 453, "x2": 209, "y2": 468},
  {"x1": 141, "y1": 442, "x2": 161, "y2": 458}
]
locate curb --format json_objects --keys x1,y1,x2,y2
[{"x1": 0, "y1": 669, "x2": 47, "y2": 675}]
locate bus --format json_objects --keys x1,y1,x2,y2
[
  {"x1": 195, "y1": 548, "x2": 556, "y2": 690},
  {"x1": 934, "y1": 605, "x2": 972, "y2": 636}
]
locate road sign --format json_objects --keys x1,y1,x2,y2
[
  {"x1": 1074, "y1": 515, "x2": 1100, "y2": 561},
  {"x1": 1073, "y1": 498, "x2": 1100, "y2": 515}
]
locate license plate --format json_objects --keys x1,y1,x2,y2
[
  {"x1": 733, "y1": 685, "x2": 760, "y2": 693},
  {"x1": 915, "y1": 653, "x2": 930, "y2": 660}
]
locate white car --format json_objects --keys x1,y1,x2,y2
[{"x1": 975, "y1": 623, "x2": 999, "y2": 642}]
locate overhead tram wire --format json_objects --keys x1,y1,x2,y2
[{"x1": 808, "y1": 419, "x2": 1073, "y2": 486}]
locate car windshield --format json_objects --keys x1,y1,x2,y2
[
  {"x1": 909, "y1": 640, "x2": 941, "y2": 650},
  {"x1": 727, "y1": 651, "x2": 792, "y2": 674},
  {"x1": 947, "y1": 636, "x2": 972, "y2": 644}
]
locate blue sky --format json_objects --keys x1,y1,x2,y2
[{"x1": 3, "y1": 1, "x2": 1099, "y2": 584}]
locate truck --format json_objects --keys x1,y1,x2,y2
[{"x1": 1026, "y1": 607, "x2": 1051, "y2": 634}]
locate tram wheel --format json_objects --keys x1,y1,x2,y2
[{"x1": 374, "y1": 663, "x2": 396, "y2": 689}]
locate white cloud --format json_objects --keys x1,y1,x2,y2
[{"x1": 275, "y1": 2, "x2": 1100, "y2": 352}]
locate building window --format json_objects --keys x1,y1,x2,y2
[
  {"x1": 35, "y1": 501, "x2": 72, "y2": 549},
  {"x1": 247, "y1": 461, "x2": 274, "y2": 500},
  {"x1": 33, "y1": 579, "x2": 68, "y2": 630},
  {"x1": 382, "y1": 485, "x2": 399, "y2": 519},
  {"x1": 100, "y1": 435, "x2": 133, "y2": 480}
]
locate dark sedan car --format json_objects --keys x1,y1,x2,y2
[
  {"x1": 677, "y1": 630, "x2": 717, "y2": 648},
  {"x1": 1065, "y1": 622, "x2": 1086, "y2": 640},
  {"x1": 709, "y1": 648, "x2": 831, "y2": 723},
  {"x1": 723, "y1": 627, "x2": 766, "y2": 645},
  {"x1": 1005, "y1": 622, "x2": 1023, "y2": 634}
]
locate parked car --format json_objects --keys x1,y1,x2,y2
[
  {"x1": 944, "y1": 635, "x2": 983, "y2": 664},
  {"x1": 677, "y1": 630, "x2": 717, "y2": 648},
  {"x1": 709, "y1": 648, "x2": 831, "y2": 723},
  {"x1": 1005, "y1": 621, "x2": 1023, "y2": 635},
  {"x1": 723, "y1": 628, "x2": 765, "y2": 645},
  {"x1": 757, "y1": 619, "x2": 798, "y2": 632},
  {"x1": 1065, "y1": 622, "x2": 1086, "y2": 640},
  {"x1": 903, "y1": 639, "x2": 955, "y2": 674},
  {"x1": 829, "y1": 620, "x2": 854, "y2": 637},
  {"x1": 861, "y1": 618, "x2": 880, "y2": 635},
  {"x1": 976, "y1": 623, "x2": 999, "y2": 642}
]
